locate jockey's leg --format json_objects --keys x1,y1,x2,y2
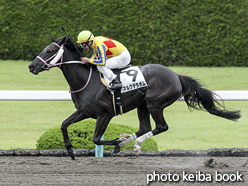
[
  {"x1": 105, "y1": 49, "x2": 131, "y2": 69},
  {"x1": 97, "y1": 65, "x2": 116, "y2": 82},
  {"x1": 97, "y1": 65, "x2": 122, "y2": 90},
  {"x1": 98, "y1": 49, "x2": 131, "y2": 90}
]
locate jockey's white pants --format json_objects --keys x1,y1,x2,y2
[{"x1": 97, "y1": 49, "x2": 131, "y2": 82}]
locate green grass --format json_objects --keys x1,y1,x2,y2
[
  {"x1": 0, "y1": 60, "x2": 68, "y2": 90},
  {"x1": 0, "y1": 60, "x2": 247, "y2": 150}
]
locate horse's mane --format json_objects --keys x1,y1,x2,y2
[
  {"x1": 56, "y1": 36, "x2": 82, "y2": 59},
  {"x1": 56, "y1": 35, "x2": 96, "y2": 69}
]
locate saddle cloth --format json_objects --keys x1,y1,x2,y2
[{"x1": 100, "y1": 66, "x2": 147, "y2": 93}]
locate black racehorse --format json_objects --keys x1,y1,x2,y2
[{"x1": 28, "y1": 35, "x2": 241, "y2": 160}]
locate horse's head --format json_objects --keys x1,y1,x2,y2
[
  {"x1": 28, "y1": 35, "x2": 80, "y2": 75},
  {"x1": 28, "y1": 35, "x2": 67, "y2": 75}
]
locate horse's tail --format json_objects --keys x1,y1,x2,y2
[{"x1": 178, "y1": 75, "x2": 241, "y2": 121}]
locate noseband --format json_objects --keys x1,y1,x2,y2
[
  {"x1": 36, "y1": 42, "x2": 92, "y2": 93},
  {"x1": 36, "y1": 42, "x2": 64, "y2": 71}
]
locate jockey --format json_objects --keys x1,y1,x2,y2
[{"x1": 77, "y1": 30, "x2": 131, "y2": 90}]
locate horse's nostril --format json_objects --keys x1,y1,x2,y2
[
  {"x1": 28, "y1": 65, "x2": 34, "y2": 71},
  {"x1": 28, "y1": 65, "x2": 37, "y2": 74}
]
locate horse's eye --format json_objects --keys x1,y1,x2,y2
[{"x1": 47, "y1": 49, "x2": 52, "y2": 53}]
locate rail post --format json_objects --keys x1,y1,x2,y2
[{"x1": 95, "y1": 134, "x2": 104, "y2": 157}]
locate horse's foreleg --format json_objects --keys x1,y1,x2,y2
[
  {"x1": 61, "y1": 110, "x2": 86, "y2": 160},
  {"x1": 93, "y1": 116, "x2": 119, "y2": 146}
]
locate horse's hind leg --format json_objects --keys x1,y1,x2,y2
[
  {"x1": 116, "y1": 101, "x2": 152, "y2": 154},
  {"x1": 149, "y1": 108, "x2": 169, "y2": 135},
  {"x1": 133, "y1": 89, "x2": 180, "y2": 154},
  {"x1": 133, "y1": 108, "x2": 169, "y2": 154},
  {"x1": 136, "y1": 101, "x2": 152, "y2": 136}
]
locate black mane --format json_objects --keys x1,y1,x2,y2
[
  {"x1": 56, "y1": 36, "x2": 82, "y2": 60},
  {"x1": 56, "y1": 35, "x2": 96, "y2": 69}
]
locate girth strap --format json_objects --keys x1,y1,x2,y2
[{"x1": 99, "y1": 72, "x2": 123, "y2": 115}]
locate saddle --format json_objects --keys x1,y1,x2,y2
[
  {"x1": 99, "y1": 66, "x2": 130, "y2": 116},
  {"x1": 99, "y1": 65, "x2": 147, "y2": 116}
]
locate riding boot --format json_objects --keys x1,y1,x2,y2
[{"x1": 109, "y1": 77, "x2": 122, "y2": 90}]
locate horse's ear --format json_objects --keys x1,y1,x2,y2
[
  {"x1": 58, "y1": 36, "x2": 67, "y2": 45},
  {"x1": 50, "y1": 34, "x2": 56, "y2": 42}
]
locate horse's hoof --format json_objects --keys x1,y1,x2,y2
[
  {"x1": 67, "y1": 148, "x2": 76, "y2": 160},
  {"x1": 134, "y1": 148, "x2": 141, "y2": 156},
  {"x1": 111, "y1": 145, "x2": 120, "y2": 157}
]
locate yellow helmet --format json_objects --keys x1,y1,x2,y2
[{"x1": 77, "y1": 30, "x2": 94, "y2": 43}]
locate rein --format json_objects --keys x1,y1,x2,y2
[
  {"x1": 69, "y1": 66, "x2": 92, "y2": 93},
  {"x1": 36, "y1": 42, "x2": 91, "y2": 94}
]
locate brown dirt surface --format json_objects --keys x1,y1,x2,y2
[{"x1": 0, "y1": 156, "x2": 247, "y2": 186}]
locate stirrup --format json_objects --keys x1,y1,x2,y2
[
  {"x1": 109, "y1": 78, "x2": 122, "y2": 90},
  {"x1": 108, "y1": 83, "x2": 122, "y2": 90}
]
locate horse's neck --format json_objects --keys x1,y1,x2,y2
[{"x1": 60, "y1": 64, "x2": 90, "y2": 92}]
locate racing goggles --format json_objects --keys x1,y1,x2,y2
[{"x1": 80, "y1": 41, "x2": 89, "y2": 48}]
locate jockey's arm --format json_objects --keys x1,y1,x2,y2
[{"x1": 89, "y1": 45, "x2": 106, "y2": 66}]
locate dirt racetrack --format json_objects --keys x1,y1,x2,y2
[{"x1": 0, "y1": 155, "x2": 247, "y2": 186}]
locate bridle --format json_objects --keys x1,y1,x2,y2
[
  {"x1": 36, "y1": 42, "x2": 65, "y2": 71},
  {"x1": 36, "y1": 42, "x2": 92, "y2": 94}
]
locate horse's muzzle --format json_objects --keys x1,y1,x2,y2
[
  {"x1": 28, "y1": 62, "x2": 48, "y2": 75},
  {"x1": 28, "y1": 64, "x2": 37, "y2": 74},
  {"x1": 28, "y1": 63, "x2": 42, "y2": 75}
]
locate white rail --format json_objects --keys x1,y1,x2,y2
[
  {"x1": 212, "y1": 91, "x2": 248, "y2": 101},
  {"x1": 0, "y1": 90, "x2": 247, "y2": 101},
  {"x1": 0, "y1": 90, "x2": 71, "y2": 101}
]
